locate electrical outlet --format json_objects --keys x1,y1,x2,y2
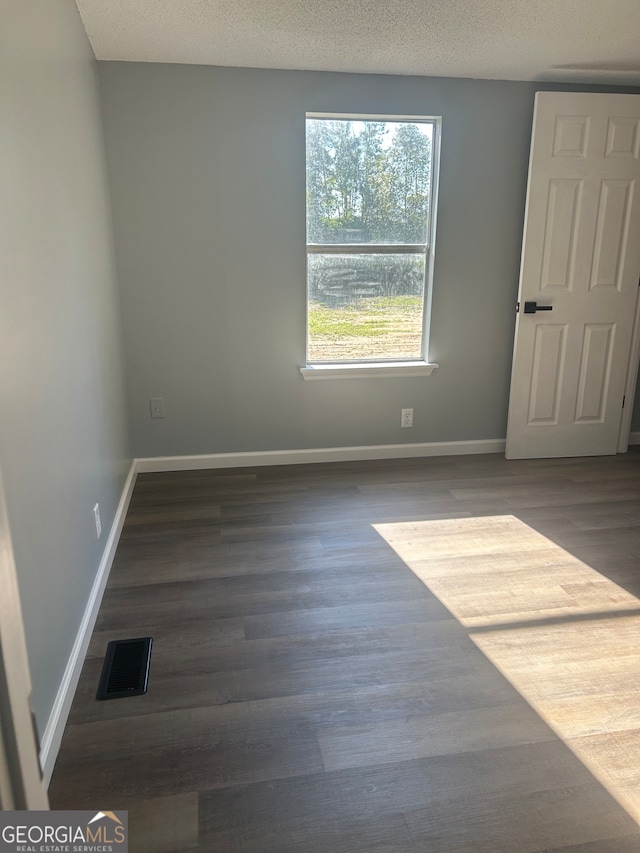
[
  {"x1": 93, "y1": 503, "x2": 102, "y2": 539},
  {"x1": 401, "y1": 408, "x2": 414, "y2": 428},
  {"x1": 150, "y1": 397, "x2": 165, "y2": 419}
]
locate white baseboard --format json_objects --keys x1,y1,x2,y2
[
  {"x1": 40, "y1": 460, "x2": 137, "y2": 786},
  {"x1": 629, "y1": 431, "x2": 640, "y2": 445},
  {"x1": 135, "y1": 439, "x2": 507, "y2": 473}
]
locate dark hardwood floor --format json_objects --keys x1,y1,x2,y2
[{"x1": 49, "y1": 450, "x2": 640, "y2": 851}]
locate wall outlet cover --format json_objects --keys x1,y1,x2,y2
[
  {"x1": 93, "y1": 503, "x2": 102, "y2": 538},
  {"x1": 150, "y1": 397, "x2": 165, "y2": 419}
]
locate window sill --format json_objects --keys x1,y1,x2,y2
[{"x1": 300, "y1": 362, "x2": 439, "y2": 381}]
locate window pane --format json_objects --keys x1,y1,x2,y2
[
  {"x1": 307, "y1": 254, "x2": 425, "y2": 362},
  {"x1": 306, "y1": 119, "x2": 432, "y2": 245}
]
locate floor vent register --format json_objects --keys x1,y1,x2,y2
[{"x1": 96, "y1": 637, "x2": 153, "y2": 700}]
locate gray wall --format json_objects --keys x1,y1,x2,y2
[
  {"x1": 0, "y1": 1, "x2": 131, "y2": 735},
  {"x1": 99, "y1": 63, "x2": 640, "y2": 457},
  {"x1": 98, "y1": 65, "x2": 524, "y2": 455}
]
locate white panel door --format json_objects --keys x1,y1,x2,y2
[{"x1": 506, "y1": 92, "x2": 640, "y2": 459}]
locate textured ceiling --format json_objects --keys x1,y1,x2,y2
[{"x1": 75, "y1": 0, "x2": 640, "y2": 85}]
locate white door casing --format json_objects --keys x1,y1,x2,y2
[
  {"x1": 506, "y1": 92, "x2": 640, "y2": 460},
  {"x1": 0, "y1": 464, "x2": 48, "y2": 809}
]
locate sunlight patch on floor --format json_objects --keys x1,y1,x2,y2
[{"x1": 374, "y1": 514, "x2": 640, "y2": 823}]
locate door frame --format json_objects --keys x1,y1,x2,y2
[
  {"x1": 0, "y1": 464, "x2": 48, "y2": 809},
  {"x1": 617, "y1": 285, "x2": 640, "y2": 452}
]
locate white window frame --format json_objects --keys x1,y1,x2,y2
[{"x1": 301, "y1": 112, "x2": 441, "y2": 381}]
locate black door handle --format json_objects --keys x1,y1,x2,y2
[{"x1": 523, "y1": 301, "x2": 553, "y2": 314}]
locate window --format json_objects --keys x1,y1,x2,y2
[{"x1": 303, "y1": 113, "x2": 440, "y2": 378}]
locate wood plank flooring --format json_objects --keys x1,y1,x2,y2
[{"x1": 49, "y1": 450, "x2": 640, "y2": 851}]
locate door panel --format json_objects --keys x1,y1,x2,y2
[
  {"x1": 506, "y1": 92, "x2": 640, "y2": 459},
  {"x1": 540, "y1": 179, "x2": 582, "y2": 290},
  {"x1": 528, "y1": 324, "x2": 567, "y2": 425},
  {"x1": 605, "y1": 117, "x2": 640, "y2": 159},
  {"x1": 574, "y1": 323, "x2": 614, "y2": 422},
  {"x1": 590, "y1": 180, "x2": 634, "y2": 291},
  {"x1": 552, "y1": 114, "x2": 589, "y2": 158}
]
